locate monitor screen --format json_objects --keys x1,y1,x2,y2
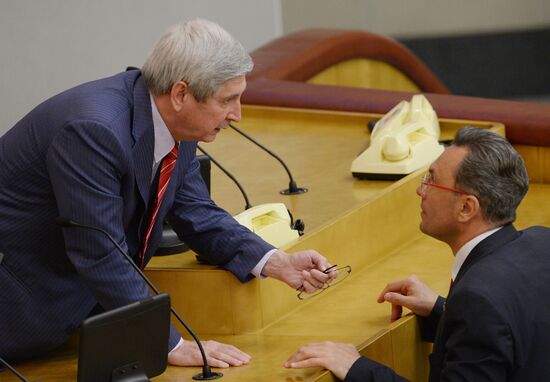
[{"x1": 77, "y1": 293, "x2": 170, "y2": 382}]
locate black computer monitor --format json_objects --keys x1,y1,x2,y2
[{"x1": 77, "y1": 293, "x2": 170, "y2": 382}]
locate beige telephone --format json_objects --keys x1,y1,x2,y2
[
  {"x1": 351, "y1": 94, "x2": 444, "y2": 180},
  {"x1": 233, "y1": 203, "x2": 300, "y2": 248}
]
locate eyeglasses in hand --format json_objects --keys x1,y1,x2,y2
[{"x1": 297, "y1": 265, "x2": 352, "y2": 300}]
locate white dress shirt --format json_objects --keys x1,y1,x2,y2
[
  {"x1": 451, "y1": 226, "x2": 503, "y2": 281},
  {"x1": 149, "y1": 95, "x2": 275, "y2": 353}
]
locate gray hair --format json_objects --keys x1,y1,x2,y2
[
  {"x1": 452, "y1": 126, "x2": 529, "y2": 225},
  {"x1": 141, "y1": 19, "x2": 253, "y2": 101}
]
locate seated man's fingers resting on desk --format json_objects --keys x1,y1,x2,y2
[
  {"x1": 377, "y1": 274, "x2": 439, "y2": 321},
  {"x1": 284, "y1": 277, "x2": 438, "y2": 378},
  {"x1": 285, "y1": 342, "x2": 361, "y2": 381},
  {"x1": 286, "y1": 127, "x2": 550, "y2": 381}
]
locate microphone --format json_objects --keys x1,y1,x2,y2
[
  {"x1": 197, "y1": 145, "x2": 252, "y2": 210},
  {"x1": 228, "y1": 123, "x2": 308, "y2": 195},
  {"x1": 199, "y1": 146, "x2": 305, "y2": 247},
  {"x1": 0, "y1": 357, "x2": 30, "y2": 382},
  {"x1": 55, "y1": 218, "x2": 222, "y2": 381}
]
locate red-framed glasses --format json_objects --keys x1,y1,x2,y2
[{"x1": 420, "y1": 173, "x2": 470, "y2": 195}]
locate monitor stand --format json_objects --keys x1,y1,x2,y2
[{"x1": 112, "y1": 361, "x2": 150, "y2": 382}]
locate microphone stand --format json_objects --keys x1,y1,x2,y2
[
  {"x1": 197, "y1": 145, "x2": 252, "y2": 210},
  {"x1": 0, "y1": 357, "x2": 30, "y2": 382},
  {"x1": 228, "y1": 123, "x2": 308, "y2": 195},
  {"x1": 55, "y1": 218, "x2": 222, "y2": 381}
]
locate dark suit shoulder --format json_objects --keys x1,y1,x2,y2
[
  {"x1": 51, "y1": 71, "x2": 139, "y2": 126},
  {"x1": 447, "y1": 225, "x2": 550, "y2": 374},
  {"x1": 460, "y1": 225, "x2": 550, "y2": 291},
  {"x1": 17, "y1": 71, "x2": 139, "y2": 137}
]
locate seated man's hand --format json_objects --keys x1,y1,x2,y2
[
  {"x1": 285, "y1": 341, "x2": 360, "y2": 380},
  {"x1": 261, "y1": 249, "x2": 337, "y2": 292},
  {"x1": 377, "y1": 274, "x2": 439, "y2": 321},
  {"x1": 168, "y1": 339, "x2": 251, "y2": 368}
]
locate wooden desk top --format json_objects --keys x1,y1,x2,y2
[
  {"x1": 4, "y1": 106, "x2": 545, "y2": 381},
  {"x1": 8, "y1": 182, "x2": 550, "y2": 382},
  {"x1": 198, "y1": 105, "x2": 504, "y2": 232}
]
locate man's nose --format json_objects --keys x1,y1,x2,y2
[{"x1": 228, "y1": 100, "x2": 241, "y2": 122}]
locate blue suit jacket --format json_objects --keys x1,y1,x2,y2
[
  {"x1": 0, "y1": 71, "x2": 273, "y2": 359},
  {"x1": 345, "y1": 224, "x2": 550, "y2": 382}
]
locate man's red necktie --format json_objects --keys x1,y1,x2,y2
[{"x1": 137, "y1": 142, "x2": 179, "y2": 268}]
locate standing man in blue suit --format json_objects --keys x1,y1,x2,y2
[
  {"x1": 0, "y1": 19, "x2": 335, "y2": 367},
  {"x1": 286, "y1": 127, "x2": 550, "y2": 381}
]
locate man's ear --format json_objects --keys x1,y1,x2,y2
[
  {"x1": 457, "y1": 195, "x2": 481, "y2": 223},
  {"x1": 170, "y1": 81, "x2": 189, "y2": 112}
]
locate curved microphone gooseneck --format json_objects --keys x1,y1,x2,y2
[
  {"x1": 197, "y1": 145, "x2": 252, "y2": 210},
  {"x1": 228, "y1": 123, "x2": 308, "y2": 195},
  {"x1": 0, "y1": 357, "x2": 30, "y2": 382},
  {"x1": 55, "y1": 218, "x2": 222, "y2": 381}
]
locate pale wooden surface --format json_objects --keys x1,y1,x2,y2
[
  {"x1": 307, "y1": 58, "x2": 422, "y2": 93},
  {"x1": 8, "y1": 183, "x2": 549, "y2": 381},
  {"x1": 4, "y1": 106, "x2": 545, "y2": 382},
  {"x1": 190, "y1": 105, "x2": 505, "y2": 231},
  {"x1": 514, "y1": 145, "x2": 550, "y2": 184},
  {"x1": 144, "y1": 107, "x2": 505, "y2": 336}
]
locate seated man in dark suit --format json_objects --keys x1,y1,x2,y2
[
  {"x1": 286, "y1": 126, "x2": 550, "y2": 381},
  {"x1": 0, "y1": 19, "x2": 336, "y2": 367}
]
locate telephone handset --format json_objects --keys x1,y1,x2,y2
[
  {"x1": 351, "y1": 94, "x2": 444, "y2": 180},
  {"x1": 233, "y1": 203, "x2": 300, "y2": 248}
]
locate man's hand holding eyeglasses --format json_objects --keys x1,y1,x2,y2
[{"x1": 261, "y1": 249, "x2": 337, "y2": 292}]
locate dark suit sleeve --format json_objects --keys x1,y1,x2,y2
[
  {"x1": 418, "y1": 296, "x2": 445, "y2": 342},
  {"x1": 48, "y1": 121, "x2": 183, "y2": 349},
  {"x1": 345, "y1": 357, "x2": 409, "y2": 382},
  {"x1": 435, "y1": 289, "x2": 514, "y2": 381},
  {"x1": 168, "y1": 151, "x2": 275, "y2": 282}
]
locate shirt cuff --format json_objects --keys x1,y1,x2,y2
[
  {"x1": 168, "y1": 337, "x2": 184, "y2": 355},
  {"x1": 250, "y1": 248, "x2": 278, "y2": 279}
]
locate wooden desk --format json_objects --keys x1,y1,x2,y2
[
  {"x1": 191, "y1": 105, "x2": 503, "y2": 230},
  {"x1": 144, "y1": 106, "x2": 505, "y2": 336},
  {"x1": 6, "y1": 107, "x2": 548, "y2": 381}
]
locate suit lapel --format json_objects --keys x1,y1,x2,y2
[
  {"x1": 429, "y1": 224, "x2": 521, "y2": 379},
  {"x1": 131, "y1": 76, "x2": 155, "y2": 207},
  {"x1": 453, "y1": 223, "x2": 520, "y2": 288}
]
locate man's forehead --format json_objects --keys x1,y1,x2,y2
[
  {"x1": 214, "y1": 75, "x2": 246, "y2": 97},
  {"x1": 430, "y1": 146, "x2": 468, "y2": 175}
]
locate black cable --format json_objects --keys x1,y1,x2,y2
[
  {"x1": 55, "y1": 218, "x2": 222, "y2": 380},
  {"x1": 0, "y1": 357, "x2": 30, "y2": 382},
  {"x1": 197, "y1": 145, "x2": 252, "y2": 210},
  {"x1": 228, "y1": 123, "x2": 307, "y2": 195}
]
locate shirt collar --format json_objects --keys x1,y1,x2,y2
[
  {"x1": 150, "y1": 93, "x2": 175, "y2": 165},
  {"x1": 451, "y1": 226, "x2": 503, "y2": 281}
]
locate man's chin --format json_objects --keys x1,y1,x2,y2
[
  {"x1": 419, "y1": 221, "x2": 428, "y2": 234},
  {"x1": 201, "y1": 131, "x2": 219, "y2": 143}
]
